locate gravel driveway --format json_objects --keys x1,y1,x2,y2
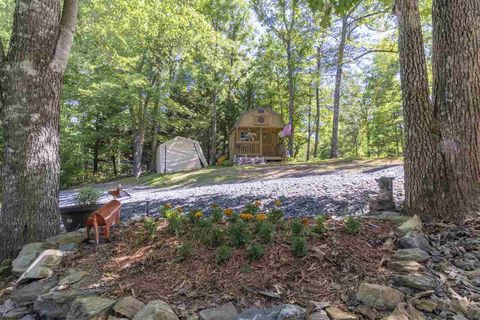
[{"x1": 60, "y1": 163, "x2": 404, "y2": 220}]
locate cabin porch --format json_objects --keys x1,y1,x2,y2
[{"x1": 230, "y1": 127, "x2": 285, "y2": 160}]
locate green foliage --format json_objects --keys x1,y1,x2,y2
[
  {"x1": 247, "y1": 243, "x2": 265, "y2": 261},
  {"x1": 243, "y1": 202, "x2": 260, "y2": 215},
  {"x1": 176, "y1": 241, "x2": 193, "y2": 261},
  {"x1": 227, "y1": 220, "x2": 251, "y2": 247},
  {"x1": 344, "y1": 216, "x2": 362, "y2": 235},
  {"x1": 211, "y1": 207, "x2": 224, "y2": 223},
  {"x1": 268, "y1": 209, "x2": 285, "y2": 224},
  {"x1": 256, "y1": 221, "x2": 275, "y2": 244},
  {"x1": 209, "y1": 226, "x2": 225, "y2": 247},
  {"x1": 215, "y1": 245, "x2": 232, "y2": 264},
  {"x1": 0, "y1": 259, "x2": 12, "y2": 279},
  {"x1": 165, "y1": 209, "x2": 184, "y2": 235},
  {"x1": 291, "y1": 236, "x2": 307, "y2": 257},
  {"x1": 290, "y1": 219, "x2": 305, "y2": 237},
  {"x1": 242, "y1": 265, "x2": 253, "y2": 273},
  {"x1": 74, "y1": 187, "x2": 102, "y2": 206},
  {"x1": 143, "y1": 217, "x2": 159, "y2": 240},
  {"x1": 313, "y1": 215, "x2": 327, "y2": 235}
]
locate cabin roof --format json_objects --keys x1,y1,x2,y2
[{"x1": 230, "y1": 108, "x2": 285, "y2": 133}]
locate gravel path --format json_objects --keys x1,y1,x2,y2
[{"x1": 60, "y1": 164, "x2": 405, "y2": 220}]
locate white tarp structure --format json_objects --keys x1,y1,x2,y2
[{"x1": 155, "y1": 137, "x2": 208, "y2": 173}]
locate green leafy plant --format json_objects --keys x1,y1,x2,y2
[
  {"x1": 345, "y1": 216, "x2": 362, "y2": 235},
  {"x1": 268, "y1": 208, "x2": 285, "y2": 223},
  {"x1": 256, "y1": 221, "x2": 274, "y2": 244},
  {"x1": 165, "y1": 209, "x2": 184, "y2": 235},
  {"x1": 243, "y1": 202, "x2": 260, "y2": 215},
  {"x1": 143, "y1": 217, "x2": 159, "y2": 240},
  {"x1": 209, "y1": 226, "x2": 225, "y2": 247},
  {"x1": 247, "y1": 243, "x2": 265, "y2": 261},
  {"x1": 74, "y1": 187, "x2": 102, "y2": 206},
  {"x1": 215, "y1": 245, "x2": 232, "y2": 264},
  {"x1": 290, "y1": 218, "x2": 305, "y2": 237},
  {"x1": 313, "y1": 215, "x2": 327, "y2": 235},
  {"x1": 176, "y1": 241, "x2": 193, "y2": 261},
  {"x1": 228, "y1": 221, "x2": 251, "y2": 247},
  {"x1": 187, "y1": 208, "x2": 201, "y2": 223},
  {"x1": 212, "y1": 207, "x2": 223, "y2": 223},
  {"x1": 242, "y1": 265, "x2": 253, "y2": 273},
  {"x1": 291, "y1": 236, "x2": 307, "y2": 257}
]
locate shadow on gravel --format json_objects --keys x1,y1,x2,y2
[{"x1": 361, "y1": 164, "x2": 402, "y2": 174}]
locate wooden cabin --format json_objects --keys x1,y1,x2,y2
[{"x1": 229, "y1": 108, "x2": 285, "y2": 161}]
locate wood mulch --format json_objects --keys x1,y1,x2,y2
[{"x1": 61, "y1": 218, "x2": 395, "y2": 315}]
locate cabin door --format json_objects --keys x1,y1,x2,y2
[{"x1": 262, "y1": 130, "x2": 275, "y2": 156}]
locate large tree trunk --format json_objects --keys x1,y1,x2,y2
[
  {"x1": 306, "y1": 96, "x2": 312, "y2": 161},
  {"x1": 394, "y1": 0, "x2": 438, "y2": 218},
  {"x1": 133, "y1": 96, "x2": 149, "y2": 178},
  {"x1": 330, "y1": 15, "x2": 348, "y2": 158},
  {"x1": 286, "y1": 41, "x2": 295, "y2": 157},
  {"x1": 313, "y1": 47, "x2": 321, "y2": 158},
  {"x1": 210, "y1": 88, "x2": 217, "y2": 165},
  {"x1": 0, "y1": 0, "x2": 79, "y2": 259},
  {"x1": 150, "y1": 97, "x2": 159, "y2": 173},
  {"x1": 429, "y1": 0, "x2": 480, "y2": 221}
]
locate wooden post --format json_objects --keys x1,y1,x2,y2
[{"x1": 259, "y1": 128, "x2": 263, "y2": 156}]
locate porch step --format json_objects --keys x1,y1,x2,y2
[{"x1": 234, "y1": 156, "x2": 265, "y2": 165}]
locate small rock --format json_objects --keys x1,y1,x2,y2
[
  {"x1": 383, "y1": 303, "x2": 424, "y2": 320},
  {"x1": 12, "y1": 242, "x2": 53, "y2": 275},
  {"x1": 17, "y1": 249, "x2": 63, "y2": 283},
  {"x1": 397, "y1": 215, "x2": 422, "y2": 234},
  {"x1": 363, "y1": 212, "x2": 410, "y2": 224},
  {"x1": 278, "y1": 304, "x2": 307, "y2": 320},
  {"x1": 114, "y1": 296, "x2": 145, "y2": 319},
  {"x1": 133, "y1": 300, "x2": 179, "y2": 320},
  {"x1": 397, "y1": 231, "x2": 436, "y2": 254},
  {"x1": 58, "y1": 270, "x2": 89, "y2": 288},
  {"x1": 392, "y1": 248, "x2": 430, "y2": 263},
  {"x1": 47, "y1": 230, "x2": 87, "y2": 247},
  {"x1": 393, "y1": 273, "x2": 440, "y2": 290},
  {"x1": 308, "y1": 310, "x2": 329, "y2": 320},
  {"x1": 20, "y1": 315, "x2": 36, "y2": 320},
  {"x1": 235, "y1": 305, "x2": 306, "y2": 320},
  {"x1": 356, "y1": 283, "x2": 405, "y2": 310},
  {"x1": 59, "y1": 243, "x2": 79, "y2": 252},
  {"x1": 199, "y1": 302, "x2": 237, "y2": 320},
  {"x1": 414, "y1": 299, "x2": 437, "y2": 312},
  {"x1": 387, "y1": 260, "x2": 423, "y2": 274},
  {"x1": 34, "y1": 290, "x2": 87, "y2": 318},
  {"x1": 382, "y1": 238, "x2": 396, "y2": 251},
  {"x1": 452, "y1": 316, "x2": 468, "y2": 320},
  {"x1": 11, "y1": 276, "x2": 58, "y2": 306},
  {"x1": 66, "y1": 296, "x2": 116, "y2": 320},
  {"x1": 325, "y1": 306, "x2": 358, "y2": 320},
  {"x1": 353, "y1": 305, "x2": 380, "y2": 320}
]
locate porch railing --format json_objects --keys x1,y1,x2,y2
[{"x1": 235, "y1": 142, "x2": 260, "y2": 155}]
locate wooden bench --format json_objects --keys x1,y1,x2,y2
[{"x1": 86, "y1": 200, "x2": 121, "y2": 244}]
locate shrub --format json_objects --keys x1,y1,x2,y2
[
  {"x1": 268, "y1": 208, "x2": 285, "y2": 223},
  {"x1": 244, "y1": 202, "x2": 260, "y2": 215},
  {"x1": 143, "y1": 217, "x2": 159, "y2": 240},
  {"x1": 228, "y1": 221, "x2": 251, "y2": 247},
  {"x1": 290, "y1": 219, "x2": 305, "y2": 237},
  {"x1": 209, "y1": 226, "x2": 225, "y2": 247},
  {"x1": 256, "y1": 221, "x2": 274, "y2": 244},
  {"x1": 212, "y1": 207, "x2": 224, "y2": 223},
  {"x1": 159, "y1": 203, "x2": 173, "y2": 215},
  {"x1": 291, "y1": 236, "x2": 307, "y2": 257},
  {"x1": 187, "y1": 208, "x2": 201, "y2": 223},
  {"x1": 247, "y1": 243, "x2": 265, "y2": 261},
  {"x1": 313, "y1": 215, "x2": 327, "y2": 235},
  {"x1": 215, "y1": 245, "x2": 231, "y2": 264},
  {"x1": 165, "y1": 209, "x2": 184, "y2": 235},
  {"x1": 74, "y1": 187, "x2": 101, "y2": 206},
  {"x1": 176, "y1": 241, "x2": 193, "y2": 261},
  {"x1": 345, "y1": 216, "x2": 361, "y2": 235}
]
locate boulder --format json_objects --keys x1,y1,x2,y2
[
  {"x1": 200, "y1": 302, "x2": 237, "y2": 320},
  {"x1": 12, "y1": 242, "x2": 53, "y2": 275},
  {"x1": 397, "y1": 231, "x2": 438, "y2": 255},
  {"x1": 356, "y1": 283, "x2": 405, "y2": 310},
  {"x1": 11, "y1": 276, "x2": 59, "y2": 306},
  {"x1": 132, "y1": 300, "x2": 178, "y2": 320},
  {"x1": 16, "y1": 249, "x2": 63, "y2": 283},
  {"x1": 369, "y1": 177, "x2": 396, "y2": 212},
  {"x1": 414, "y1": 299, "x2": 437, "y2": 313},
  {"x1": 387, "y1": 260, "x2": 423, "y2": 274},
  {"x1": 393, "y1": 273, "x2": 440, "y2": 291},
  {"x1": 397, "y1": 216, "x2": 422, "y2": 234},
  {"x1": 47, "y1": 230, "x2": 87, "y2": 247},
  {"x1": 235, "y1": 305, "x2": 306, "y2": 320},
  {"x1": 325, "y1": 307, "x2": 358, "y2": 320},
  {"x1": 66, "y1": 296, "x2": 116, "y2": 320},
  {"x1": 382, "y1": 303, "x2": 424, "y2": 320},
  {"x1": 308, "y1": 310, "x2": 329, "y2": 320},
  {"x1": 353, "y1": 305, "x2": 380, "y2": 320},
  {"x1": 392, "y1": 248, "x2": 430, "y2": 263},
  {"x1": 34, "y1": 290, "x2": 80, "y2": 319},
  {"x1": 57, "y1": 270, "x2": 90, "y2": 290},
  {"x1": 113, "y1": 296, "x2": 145, "y2": 319}
]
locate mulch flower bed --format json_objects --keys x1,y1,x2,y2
[{"x1": 61, "y1": 214, "x2": 395, "y2": 314}]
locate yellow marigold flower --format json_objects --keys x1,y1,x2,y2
[
  {"x1": 240, "y1": 213, "x2": 254, "y2": 220},
  {"x1": 302, "y1": 218, "x2": 310, "y2": 226},
  {"x1": 254, "y1": 200, "x2": 262, "y2": 207},
  {"x1": 256, "y1": 213, "x2": 268, "y2": 221},
  {"x1": 165, "y1": 203, "x2": 172, "y2": 209},
  {"x1": 177, "y1": 207, "x2": 184, "y2": 213},
  {"x1": 275, "y1": 200, "x2": 282, "y2": 207},
  {"x1": 194, "y1": 211, "x2": 204, "y2": 219},
  {"x1": 224, "y1": 208, "x2": 234, "y2": 216}
]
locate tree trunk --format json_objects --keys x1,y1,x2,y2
[
  {"x1": 150, "y1": 97, "x2": 160, "y2": 173},
  {"x1": 313, "y1": 47, "x2": 321, "y2": 158},
  {"x1": 133, "y1": 96, "x2": 149, "y2": 178},
  {"x1": 306, "y1": 96, "x2": 312, "y2": 161},
  {"x1": 93, "y1": 138, "x2": 100, "y2": 173},
  {"x1": 0, "y1": 0, "x2": 79, "y2": 259},
  {"x1": 330, "y1": 15, "x2": 348, "y2": 158},
  {"x1": 210, "y1": 88, "x2": 217, "y2": 165},
  {"x1": 287, "y1": 40, "x2": 295, "y2": 157},
  {"x1": 428, "y1": 0, "x2": 480, "y2": 221},
  {"x1": 394, "y1": 0, "x2": 438, "y2": 218},
  {"x1": 111, "y1": 154, "x2": 118, "y2": 177}
]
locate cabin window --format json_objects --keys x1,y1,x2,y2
[{"x1": 240, "y1": 131, "x2": 249, "y2": 141}]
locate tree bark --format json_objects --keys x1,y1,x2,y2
[
  {"x1": 313, "y1": 46, "x2": 321, "y2": 158},
  {"x1": 150, "y1": 97, "x2": 159, "y2": 172},
  {"x1": 306, "y1": 96, "x2": 312, "y2": 161},
  {"x1": 394, "y1": 0, "x2": 438, "y2": 218},
  {"x1": 429, "y1": 0, "x2": 480, "y2": 221},
  {"x1": 0, "y1": 0, "x2": 79, "y2": 259},
  {"x1": 330, "y1": 15, "x2": 348, "y2": 158},
  {"x1": 210, "y1": 88, "x2": 217, "y2": 165},
  {"x1": 286, "y1": 39, "x2": 295, "y2": 157},
  {"x1": 133, "y1": 95, "x2": 149, "y2": 178}
]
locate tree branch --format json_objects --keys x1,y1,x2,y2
[
  {"x1": 50, "y1": 0, "x2": 79, "y2": 73},
  {"x1": 0, "y1": 40, "x2": 5, "y2": 65},
  {"x1": 348, "y1": 10, "x2": 389, "y2": 27},
  {"x1": 343, "y1": 49, "x2": 397, "y2": 64}
]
